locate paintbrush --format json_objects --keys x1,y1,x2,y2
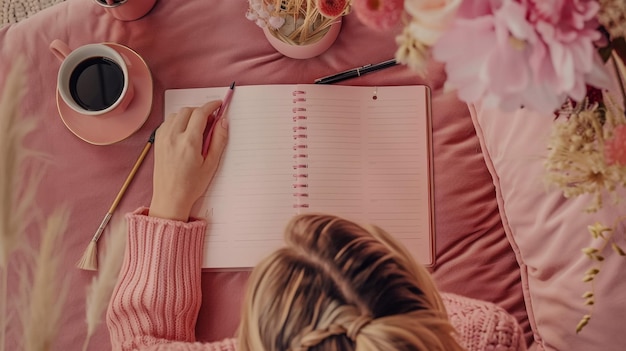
[{"x1": 76, "y1": 129, "x2": 156, "y2": 271}]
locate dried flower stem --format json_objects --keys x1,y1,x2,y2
[
  {"x1": 578, "y1": 216, "x2": 626, "y2": 333},
  {"x1": 395, "y1": 22, "x2": 431, "y2": 76},
  {"x1": 19, "y1": 207, "x2": 70, "y2": 351},
  {"x1": 265, "y1": 0, "x2": 340, "y2": 45},
  {"x1": 83, "y1": 219, "x2": 126, "y2": 351},
  {"x1": 610, "y1": 52, "x2": 626, "y2": 112},
  {"x1": 0, "y1": 58, "x2": 39, "y2": 351},
  {"x1": 546, "y1": 55, "x2": 626, "y2": 331},
  {"x1": 0, "y1": 58, "x2": 37, "y2": 267}
]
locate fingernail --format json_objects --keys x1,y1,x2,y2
[{"x1": 221, "y1": 117, "x2": 229, "y2": 128}]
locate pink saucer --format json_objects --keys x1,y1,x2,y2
[{"x1": 56, "y1": 43, "x2": 153, "y2": 145}]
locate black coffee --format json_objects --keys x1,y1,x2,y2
[{"x1": 69, "y1": 57, "x2": 124, "y2": 111}]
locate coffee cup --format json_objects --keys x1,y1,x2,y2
[
  {"x1": 93, "y1": 0, "x2": 157, "y2": 22},
  {"x1": 50, "y1": 39, "x2": 134, "y2": 116}
]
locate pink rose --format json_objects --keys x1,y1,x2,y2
[{"x1": 352, "y1": 0, "x2": 404, "y2": 31}]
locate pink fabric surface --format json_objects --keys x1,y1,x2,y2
[
  {"x1": 470, "y1": 102, "x2": 626, "y2": 351},
  {"x1": 0, "y1": 0, "x2": 528, "y2": 349}
]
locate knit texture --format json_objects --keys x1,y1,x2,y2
[
  {"x1": 0, "y1": 0, "x2": 65, "y2": 26},
  {"x1": 445, "y1": 294, "x2": 525, "y2": 351},
  {"x1": 107, "y1": 208, "x2": 526, "y2": 351},
  {"x1": 107, "y1": 208, "x2": 207, "y2": 350}
]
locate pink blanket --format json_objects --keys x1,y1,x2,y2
[{"x1": 0, "y1": 0, "x2": 529, "y2": 349}]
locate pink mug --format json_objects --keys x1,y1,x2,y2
[{"x1": 93, "y1": 0, "x2": 157, "y2": 21}]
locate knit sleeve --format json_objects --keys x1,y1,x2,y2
[
  {"x1": 441, "y1": 292, "x2": 527, "y2": 351},
  {"x1": 143, "y1": 338, "x2": 238, "y2": 351},
  {"x1": 106, "y1": 207, "x2": 224, "y2": 351}
]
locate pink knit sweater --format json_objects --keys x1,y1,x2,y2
[{"x1": 106, "y1": 208, "x2": 526, "y2": 351}]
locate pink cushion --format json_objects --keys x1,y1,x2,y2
[
  {"x1": 1, "y1": 0, "x2": 528, "y2": 348},
  {"x1": 429, "y1": 91, "x2": 531, "y2": 345},
  {"x1": 470, "y1": 103, "x2": 626, "y2": 350}
]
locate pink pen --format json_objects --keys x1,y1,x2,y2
[{"x1": 202, "y1": 81, "x2": 235, "y2": 157}]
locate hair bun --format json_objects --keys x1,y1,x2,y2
[{"x1": 346, "y1": 315, "x2": 372, "y2": 341}]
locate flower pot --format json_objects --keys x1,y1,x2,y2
[{"x1": 263, "y1": 18, "x2": 342, "y2": 59}]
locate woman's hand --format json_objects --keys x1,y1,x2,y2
[{"x1": 149, "y1": 101, "x2": 229, "y2": 221}]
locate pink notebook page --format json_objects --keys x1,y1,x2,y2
[{"x1": 164, "y1": 85, "x2": 434, "y2": 269}]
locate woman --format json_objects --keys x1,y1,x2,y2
[{"x1": 106, "y1": 101, "x2": 525, "y2": 351}]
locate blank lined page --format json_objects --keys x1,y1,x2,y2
[
  {"x1": 164, "y1": 85, "x2": 297, "y2": 269},
  {"x1": 164, "y1": 84, "x2": 433, "y2": 268},
  {"x1": 300, "y1": 85, "x2": 434, "y2": 266}
]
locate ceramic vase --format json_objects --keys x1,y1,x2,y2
[{"x1": 263, "y1": 18, "x2": 342, "y2": 59}]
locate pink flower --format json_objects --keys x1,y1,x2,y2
[
  {"x1": 246, "y1": 0, "x2": 285, "y2": 29},
  {"x1": 605, "y1": 125, "x2": 626, "y2": 166},
  {"x1": 317, "y1": 0, "x2": 349, "y2": 17},
  {"x1": 526, "y1": 0, "x2": 609, "y2": 102},
  {"x1": 403, "y1": 0, "x2": 462, "y2": 45},
  {"x1": 432, "y1": 0, "x2": 612, "y2": 113},
  {"x1": 352, "y1": 0, "x2": 404, "y2": 32}
]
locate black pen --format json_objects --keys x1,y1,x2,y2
[{"x1": 314, "y1": 59, "x2": 398, "y2": 84}]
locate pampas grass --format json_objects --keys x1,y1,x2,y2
[
  {"x1": 0, "y1": 58, "x2": 41, "y2": 351},
  {"x1": 0, "y1": 58, "x2": 38, "y2": 268},
  {"x1": 83, "y1": 219, "x2": 126, "y2": 351},
  {"x1": 0, "y1": 53, "x2": 124, "y2": 351},
  {"x1": 0, "y1": 57, "x2": 70, "y2": 351},
  {"x1": 18, "y1": 207, "x2": 70, "y2": 351}
]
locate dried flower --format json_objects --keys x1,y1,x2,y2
[
  {"x1": 394, "y1": 25, "x2": 431, "y2": 74},
  {"x1": 587, "y1": 222, "x2": 612, "y2": 239},
  {"x1": 604, "y1": 124, "x2": 626, "y2": 165},
  {"x1": 246, "y1": 0, "x2": 285, "y2": 29},
  {"x1": 352, "y1": 0, "x2": 404, "y2": 32},
  {"x1": 246, "y1": 0, "x2": 351, "y2": 45},
  {"x1": 611, "y1": 242, "x2": 626, "y2": 256},
  {"x1": 546, "y1": 107, "x2": 613, "y2": 211},
  {"x1": 403, "y1": 0, "x2": 461, "y2": 45},
  {"x1": 0, "y1": 57, "x2": 38, "y2": 351},
  {"x1": 83, "y1": 220, "x2": 126, "y2": 351},
  {"x1": 597, "y1": 0, "x2": 626, "y2": 40},
  {"x1": 545, "y1": 80, "x2": 626, "y2": 332},
  {"x1": 576, "y1": 314, "x2": 591, "y2": 333},
  {"x1": 19, "y1": 207, "x2": 70, "y2": 351},
  {"x1": 0, "y1": 58, "x2": 38, "y2": 268},
  {"x1": 317, "y1": 0, "x2": 350, "y2": 18}
]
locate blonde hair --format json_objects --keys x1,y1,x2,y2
[{"x1": 238, "y1": 214, "x2": 464, "y2": 351}]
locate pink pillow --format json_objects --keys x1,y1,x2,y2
[
  {"x1": 470, "y1": 103, "x2": 626, "y2": 350},
  {"x1": 428, "y1": 91, "x2": 531, "y2": 346}
]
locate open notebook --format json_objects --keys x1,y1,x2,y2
[{"x1": 164, "y1": 84, "x2": 434, "y2": 269}]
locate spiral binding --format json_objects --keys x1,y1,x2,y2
[{"x1": 292, "y1": 90, "x2": 309, "y2": 209}]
